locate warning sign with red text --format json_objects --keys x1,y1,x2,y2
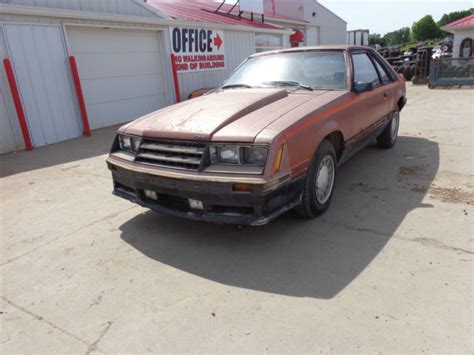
[{"x1": 170, "y1": 27, "x2": 226, "y2": 73}]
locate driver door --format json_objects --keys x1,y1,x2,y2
[{"x1": 349, "y1": 51, "x2": 387, "y2": 135}]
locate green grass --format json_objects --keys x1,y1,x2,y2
[
  {"x1": 399, "y1": 39, "x2": 442, "y2": 52},
  {"x1": 400, "y1": 42, "x2": 418, "y2": 52}
]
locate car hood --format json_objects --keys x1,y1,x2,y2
[{"x1": 121, "y1": 88, "x2": 334, "y2": 142}]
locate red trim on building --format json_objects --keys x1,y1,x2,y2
[
  {"x1": 147, "y1": 0, "x2": 296, "y2": 29},
  {"x1": 445, "y1": 14, "x2": 474, "y2": 28}
]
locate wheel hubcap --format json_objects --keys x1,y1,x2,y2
[
  {"x1": 390, "y1": 111, "x2": 399, "y2": 141},
  {"x1": 315, "y1": 155, "x2": 335, "y2": 204}
]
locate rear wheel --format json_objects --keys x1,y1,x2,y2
[
  {"x1": 377, "y1": 110, "x2": 399, "y2": 149},
  {"x1": 294, "y1": 140, "x2": 337, "y2": 218}
]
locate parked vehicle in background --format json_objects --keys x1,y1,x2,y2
[
  {"x1": 403, "y1": 47, "x2": 418, "y2": 56},
  {"x1": 432, "y1": 48, "x2": 442, "y2": 59},
  {"x1": 107, "y1": 46, "x2": 407, "y2": 225},
  {"x1": 432, "y1": 45, "x2": 451, "y2": 59}
]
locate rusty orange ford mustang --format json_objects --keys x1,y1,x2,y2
[{"x1": 107, "y1": 46, "x2": 406, "y2": 225}]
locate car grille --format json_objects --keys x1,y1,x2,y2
[{"x1": 135, "y1": 138, "x2": 206, "y2": 171}]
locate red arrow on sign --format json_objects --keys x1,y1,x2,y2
[{"x1": 214, "y1": 33, "x2": 223, "y2": 50}]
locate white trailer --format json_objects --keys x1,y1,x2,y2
[{"x1": 347, "y1": 29, "x2": 370, "y2": 46}]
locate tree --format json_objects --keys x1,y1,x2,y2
[
  {"x1": 369, "y1": 33, "x2": 387, "y2": 47},
  {"x1": 412, "y1": 15, "x2": 442, "y2": 41},
  {"x1": 384, "y1": 27, "x2": 411, "y2": 46},
  {"x1": 437, "y1": 8, "x2": 474, "y2": 27}
]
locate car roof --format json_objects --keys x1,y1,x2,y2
[{"x1": 250, "y1": 45, "x2": 373, "y2": 58}]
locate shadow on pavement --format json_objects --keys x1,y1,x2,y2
[
  {"x1": 120, "y1": 136, "x2": 439, "y2": 299},
  {"x1": 0, "y1": 125, "x2": 119, "y2": 178}
]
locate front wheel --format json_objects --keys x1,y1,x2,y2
[
  {"x1": 377, "y1": 110, "x2": 399, "y2": 149},
  {"x1": 294, "y1": 140, "x2": 337, "y2": 218}
]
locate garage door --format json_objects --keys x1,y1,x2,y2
[
  {"x1": 3, "y1": 24, "x2": 83, "y2": 147},
  {"x1": 306, "y1": 26, "x2": 319, "y2": 46},
  {"x1": 0, "y1": 82, "x2": 17, "y2": 154},
  {"x1": 0, "y1": 25, "x2": 21, "y2": 154},
  {"x1": 66, "y1": 27, "x2": 168, "y2": 129}
]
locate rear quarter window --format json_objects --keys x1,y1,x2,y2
[{"x1": 371, "y1": 53, "x2": 397, "y2": 83}]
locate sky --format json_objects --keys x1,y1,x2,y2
[{"x1": 318, "y1": 0, "x2": 473, "y2": 35}]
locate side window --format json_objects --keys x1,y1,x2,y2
[
  {"x1": 460, "y1": 38, "x2": 472, "y2": 58},
  {"x1": 372, "y1": 58, "x2": 392, "y2": 85},
  {"x1": 352, "y1": 53, "x2": 381, "y2": 88},
  {"x1": 255, "y1": 34, "x2": 282, "y2": 53}
]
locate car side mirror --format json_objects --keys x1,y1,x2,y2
[{"x1": 353, "y1": 81, "x2": 374, "y2": 94}]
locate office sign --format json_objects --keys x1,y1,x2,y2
[{"x1": 170, "y1": 27, "x2": 226, "y2": 73}]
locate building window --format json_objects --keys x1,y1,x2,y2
[
  {"x1": 459, "y1": 38, "x2": 472, "y2": 58},
  {"x1": 255, "y1": 34, "x2": 282, "y2": 53}
]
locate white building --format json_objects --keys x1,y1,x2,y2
[
  {"x1": 441, "y1": 14, "x2": 473, "y2": 58},
  {"x1": 0, "y1": 0, "x2": 345, "y2": 154},
  {"x1": 255, "y1": 0, "x2": 347, "y2": 46}
]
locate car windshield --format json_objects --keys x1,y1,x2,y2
[{"x1": 222, "y1": 50, "x2": 347, "y2": 91}]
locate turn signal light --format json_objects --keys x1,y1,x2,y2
[{"x1": 273, "y1": 144, "x2": 284, "y2": 173}]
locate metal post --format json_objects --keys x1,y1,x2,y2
[
  {"x1": 170, "y1": 54, "x2": 181, "y2": 103},
  {"x1": 3, "y1": 58, "x2": 33, "y2": 151},
  {"x1": 69, "y1": 56, "x2": 92, "y2": 136}
]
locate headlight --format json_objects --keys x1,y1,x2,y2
[
  {"x1": 211, "y1": 145, "x2": 239, "y2": 164},
  {"x1": 118, "y1": 135, "x2": 141, "y2": 152},
  {"x1": 210, "y1": 144, "x2": 268, "y2": 167},
  {"x1": 244, "y1": 146, "x2": 267, "y2": 165}
]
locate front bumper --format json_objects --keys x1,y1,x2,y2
[{"x1": 107, "y1": 157, "x2": 304, "y2": 225}]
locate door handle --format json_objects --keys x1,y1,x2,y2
[{"x1": 383, "y1": 91, "x2": 389, "y2": 98}]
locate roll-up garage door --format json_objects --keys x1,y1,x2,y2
[
  {"x1": 3, "y1": 24, "x2": 83, "y2": 147},
  {"x1": 66, "y1": 27, "x2": 168, "y2": 129}
]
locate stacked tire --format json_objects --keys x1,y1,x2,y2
[{"x1": 398, "y1": 64, "x2": 416, "y2": 81}]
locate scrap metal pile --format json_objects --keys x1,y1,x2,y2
[
  {"x1": 378, "y1": 47, "x2": 431, "y2": 83},
  {"x1": 376, "y1": 42, "x2": 473, "y2": 87}
]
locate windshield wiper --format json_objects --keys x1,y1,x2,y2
[
  {"x1": 263, "y1": 81, "x2": 314, "y2": 91},
  {"x1": 221, "y1": 84, "x2": 254, "y2": 90}
]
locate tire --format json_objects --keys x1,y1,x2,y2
[
  {"x1": 403, "y1": 66, "x2": 412, "y2": 81},
  {"x1": 405, "y1": 65, "x2": 415, "y2": 81},
  {"x1": 377, "y1": 110, "x2": 400, "y2": 149},
  {"x1": 294, "y1": 140, "x2": 337, "y2": 218}
]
